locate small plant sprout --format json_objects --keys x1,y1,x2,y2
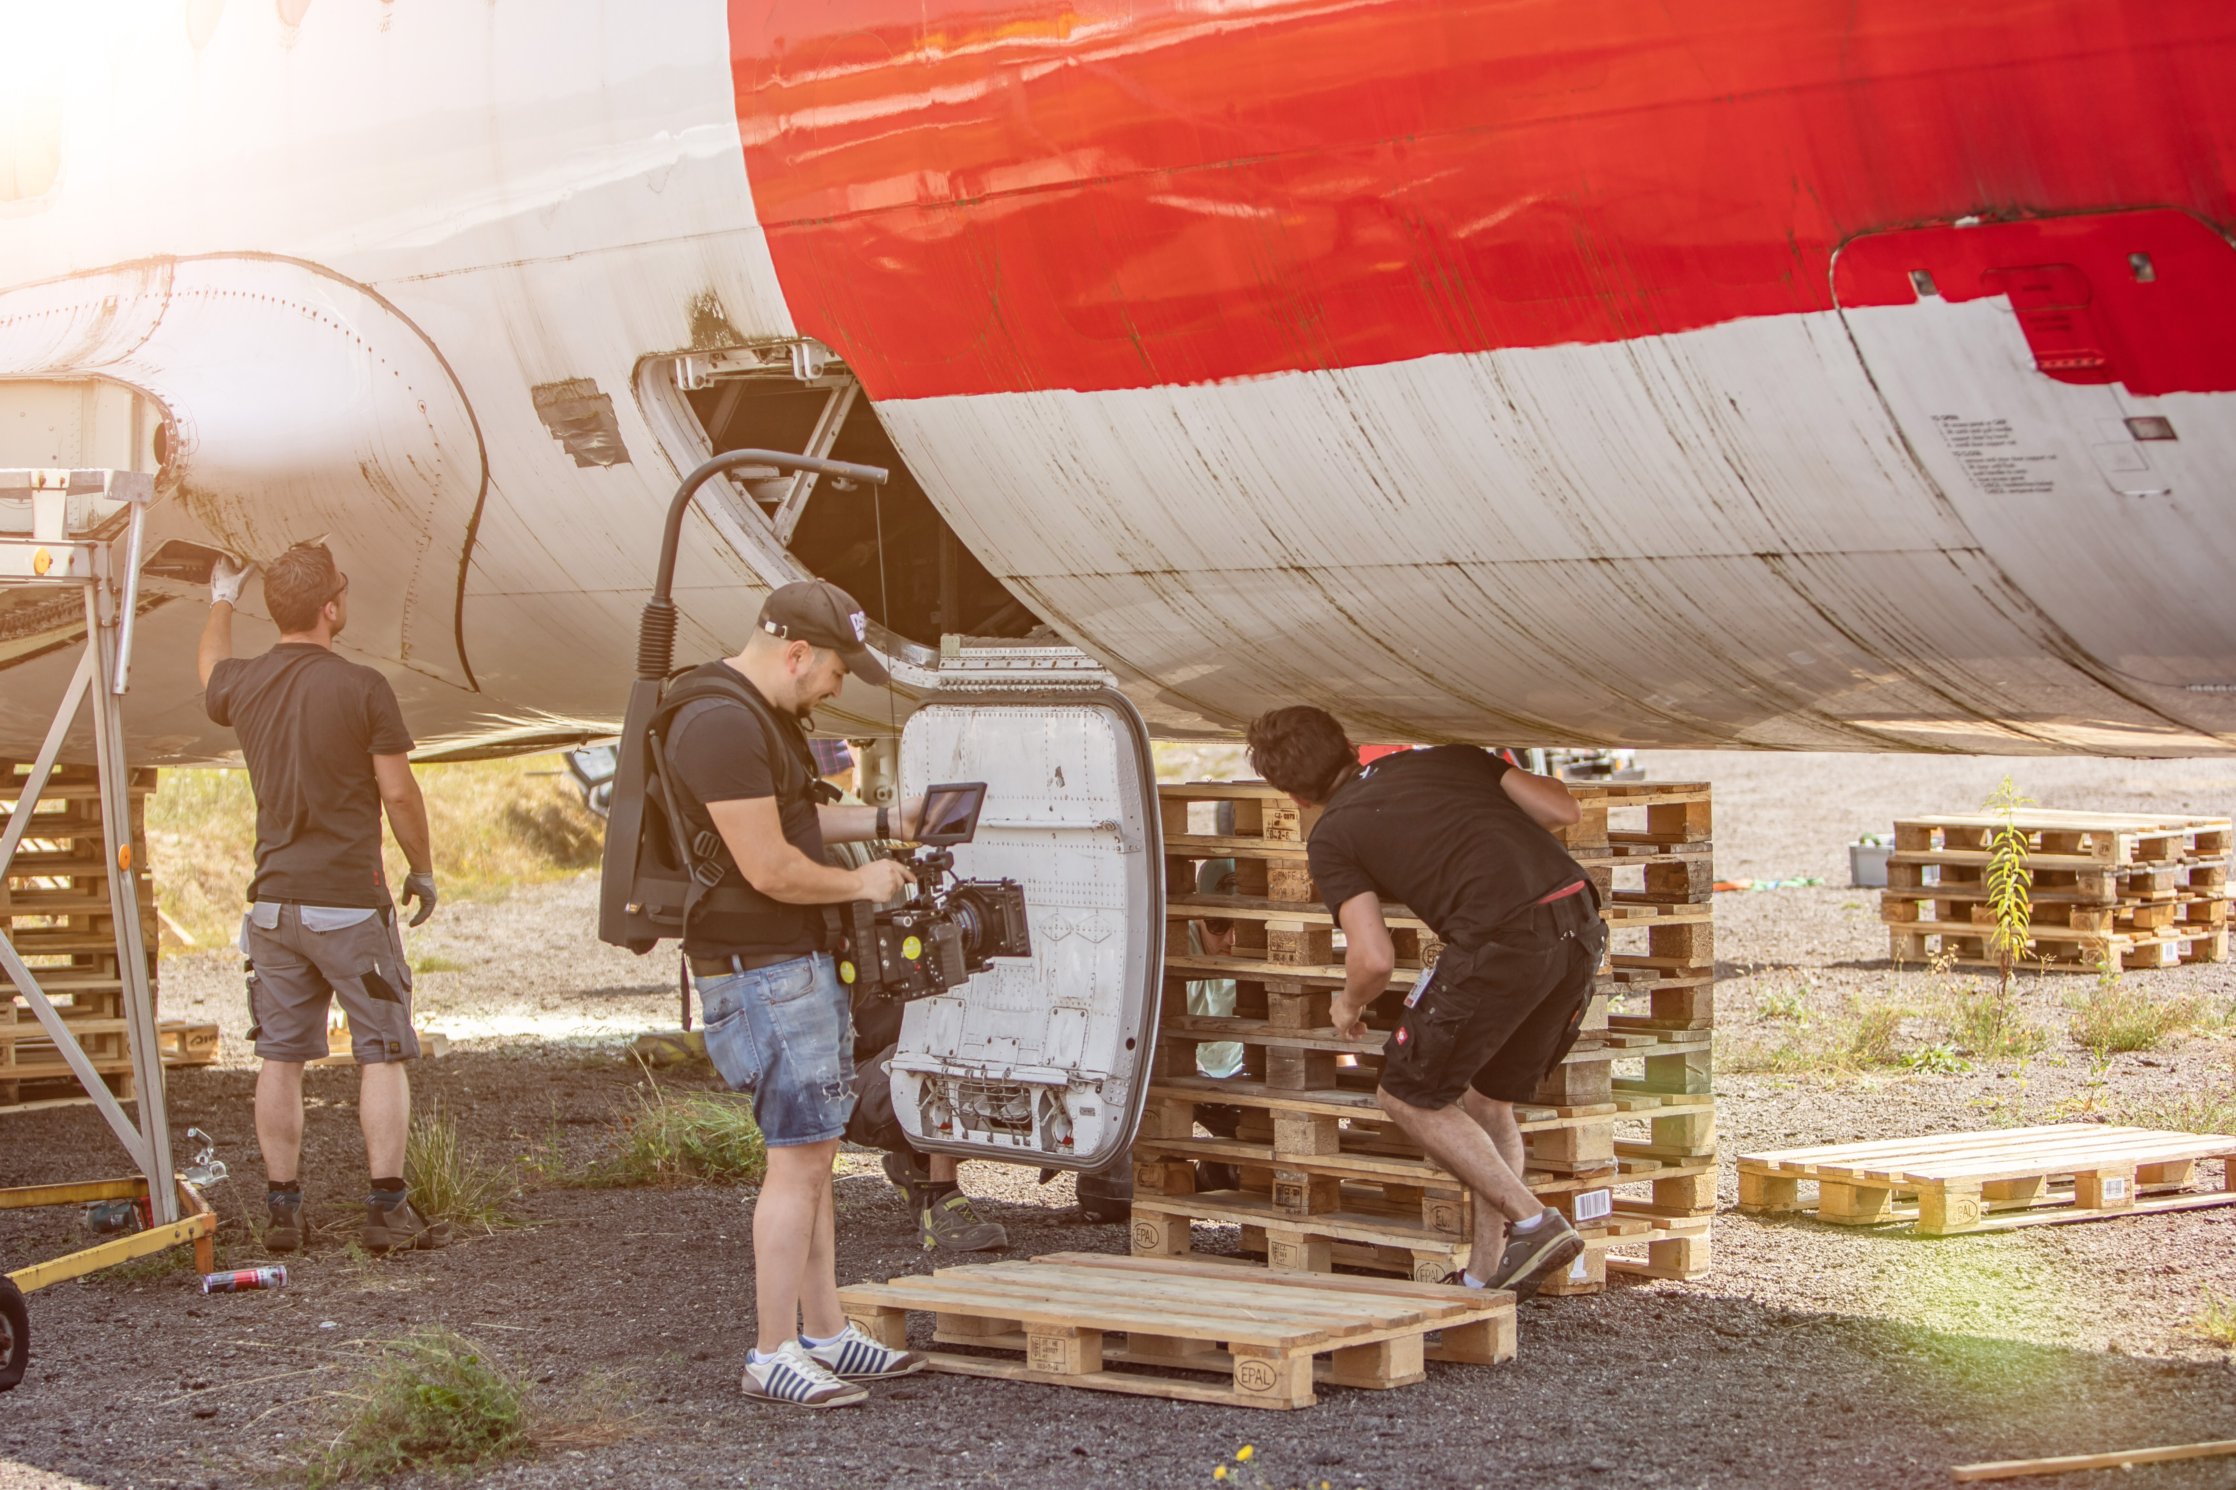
[
  {"x1": 1982, "y1": 775, "x2": 2034, "y2": 998},
  {"x1": 2196, "y1": 1288, "x2": 2236, "y2": 1348}
]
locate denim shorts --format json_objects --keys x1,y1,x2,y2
[{"x1": 698, "y1": 953, "x2": 857, "y2": 1147}]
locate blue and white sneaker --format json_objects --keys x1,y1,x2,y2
[
  {"x1": 804, "y1": 1321, "x2": 927, "y2": 1381},
  {"x1": 738, "y1": 1341, "x2": 868, "y2": 1408}
]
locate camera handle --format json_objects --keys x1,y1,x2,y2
[{"x1": 634, "y1": 448, "x2": 890, "y2": 682}]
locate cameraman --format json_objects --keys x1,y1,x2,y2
[{"x1": 664, "y1": 580, "x2": 930, "y2": 1409}]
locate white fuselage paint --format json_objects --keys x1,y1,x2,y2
[{"x1": 0, "y1": 2, "x2": 2228, "y2": 761}]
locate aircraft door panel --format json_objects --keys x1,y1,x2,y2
[{"x1": 887, "y1": 645, "x2": 1162, "y2": 1171}]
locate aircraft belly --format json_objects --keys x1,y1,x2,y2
[{"x1": 877, "y1": 312, "x2": 2236, "y2": 754}]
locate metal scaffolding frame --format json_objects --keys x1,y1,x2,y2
[{"x1": 0, "y1": 467, "x2": 179, "y2": 1224}]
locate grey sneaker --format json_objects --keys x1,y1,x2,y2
[
  {"x1": 264, "y1": 1192, "x2": 303, "y2": 1254},
  {"x1": 739, "y1": 1341, "x2": 868, "y2": 1408},
  {"x1": 1485, "y1": 1210, "x2": 1584, "y2": 1301},
  {"x1": 919, "y1": 1191, "x2": 1008, "y2": 1252},
  {"x1": 362, "y1": 1196, "x2": 452, "y2": 1253}
]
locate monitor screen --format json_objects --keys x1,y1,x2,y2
[{"x1": 915, "y1": 782, "x2": 987, "y2": 846}]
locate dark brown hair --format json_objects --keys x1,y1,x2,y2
[
  {"x1": 1245, "y1": 706, "x2": 1356, "y2": 802},
  {"x1": 264, "y1": 542, "x2": 341, "y2": 633}
]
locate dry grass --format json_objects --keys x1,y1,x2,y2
[{"x1": 148, "y1": 755, "x2": 601, "y2": 950}]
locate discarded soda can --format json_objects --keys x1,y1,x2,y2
[{"x1": 200, "y1": 1266, "x2": 286, "y2": 1294}]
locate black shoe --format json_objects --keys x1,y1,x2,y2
[
  {"x1": 1194, "y1": 1161, "x2": 1241, "y2": 1192},
  {"x1": 881, "y1": 1150, "x2": 931, "y2": 1195},
  {"x1": 265, "y1": 1192, "x2": 303, "y2": 1254},
  {"x1": 1485, "y1": 1211, "x2": 1584, "y2": 1301}
]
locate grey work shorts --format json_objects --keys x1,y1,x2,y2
[{"x1": 241, "y1": 905, "x2": 419, "y2": 1064}]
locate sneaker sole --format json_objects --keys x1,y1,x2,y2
[
  {"x1": 829, "y1": 1360, "x2": 926, "y2": 1381},
  {"x1": 1499, "y1": 1230, "x2": 1587, "y2": 1302},
  {"x1": 739, "y1": 1380, "x2": 869, "y2": 1408}
]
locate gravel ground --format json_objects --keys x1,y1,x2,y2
[{"x1": 4, "y1": 752, "x2": 2234, "y2": 1489}]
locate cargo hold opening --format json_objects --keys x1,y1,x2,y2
[{"x1": 680, "y1": 361, "x2": 1038, "y2": 647}]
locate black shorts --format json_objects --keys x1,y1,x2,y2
[
  {"x1": 1380, "y1": 887, "x2": 1607, "y2": 1108},
  {"x1": 846, "y1": 989, "x2": 910, "y2": 1154}
]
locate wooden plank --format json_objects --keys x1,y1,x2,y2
[
  {"x1": 844, "y1": 1275, "x2": 1347, "y2": 1347},
  {"x1": 914, "y1": 1349, "x2": 1279, "y2": 1408},
  {"x1": 1950, "y1": 1438, "x2": 2236, "y2": 1483}
]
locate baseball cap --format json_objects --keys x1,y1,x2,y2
[{"x1": 757, "y1": 580, "x2": 890, "y2": 687}]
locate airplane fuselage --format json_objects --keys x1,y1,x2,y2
[{"x1": 2, "y1": 1, "x2": 2232, "y2": 760}]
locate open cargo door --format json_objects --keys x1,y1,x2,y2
[{"x1": 888, "y1": 642, "x2": 1162, "y2": 1171}]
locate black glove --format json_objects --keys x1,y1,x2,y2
[{"x1": 400, "y1": 872, "x2": 438, "y2": 927}]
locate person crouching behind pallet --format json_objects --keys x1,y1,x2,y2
[
  {"x1": 1243, "y1": 705, "x2": 1605, "y2": 1301},
  {"x1": 660, "y1": 580, "x2": 935, "y2": 1408},
  {"x1": 196, "y1": 542, "x2": 449, "y2": 1256}
]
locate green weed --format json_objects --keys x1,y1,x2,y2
[
  {"x1": 309, "y1": 1328, "x2": 531, "y2": 1485},
  {"x1": 2068, "y1": 980, "x2": 2203, "y2": 1055},
  {"x1": 551, "y1": 1081, "x2": 768, "y2": 1188},
  {"x1": 1719, "y1": 997, "x2": 1912, "y2": 1077},
  {"x1": 406, "y1": 1102, "x2": 520, "y2": 1234},
  {"x1": 149, "y1": 756, "x2": 602, "y2": 950},
  {"x1": 1943, "y1": 979, "x2": 2050, "y2": 1060},
  {"x1": 1903, "y1": 1043, "x2": 1972, "y2": 1076},
  {"x1": 2109, "y1": 1083, "x2": 2236, "y2": 1135},
  {"x1": 1754, "y1": 985, "x2": 1812, "y2": 1022},
  {"x1": 2196, "y1": 1289, "x2": 2236, "y2": 1348},
  {"x1": 409, "y1": 951, "x2": 471, "y2": 975}
]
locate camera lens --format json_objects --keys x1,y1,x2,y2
[{"x1": 950, "y1": 896, "x2": 984, "y2": 955}]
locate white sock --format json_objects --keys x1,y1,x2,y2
[
  {"x1": 1459, "y1": 1271, "x2": 1490, "y2": 1290},
  {"x1": 749, "y1": 1347, "x2": 778, "y2": 1365},
  {"x1": 1512, "y1": 1209, "x2": 1550, "y2": 1234},
  {"x1": 800, "y1": 1329, "x2": 846, "y2": 1349}
]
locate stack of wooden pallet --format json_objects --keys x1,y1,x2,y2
[
  {"x1": 2, "y1": 761, "x2": 163, "y2": 1111},
  {"x1": 1884, "y1": 811, "x2": 2230, "y2": 971},
  {"x1": 1134, "y1": 776, "x2": 1716, "y2": 1295}
]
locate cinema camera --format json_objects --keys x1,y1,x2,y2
[{"x1": 838, "y1": 781, "x2": 1032, "y2": 1001}]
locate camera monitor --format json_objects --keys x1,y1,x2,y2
[{"x1": 915, "y1": 782, "x2": 988, "y2": 847}]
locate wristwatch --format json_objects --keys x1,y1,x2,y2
[{"x1": 876, "y1": 805, "x2": 890, "y2": 841}]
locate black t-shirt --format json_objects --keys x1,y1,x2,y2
[
  {"x1": 664, "y1": 684, "x2": 826, "y2": 958},
  {"x1": 1307, "y1": 746, "x2": 1585, "y2": 946},
  {"x1": 204, "y1": 643, "x2": 414, "y2": 908}
]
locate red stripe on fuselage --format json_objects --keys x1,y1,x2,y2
[{"x1": 727, "y1": 1, "x2": 2236, "y2": 401}]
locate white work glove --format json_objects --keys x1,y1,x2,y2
[
  {"x1": 400, "y1": 872, "x2": 439, "y2": 927},
  {"x1": 210, "y1": 556, "x2": 253, "y2": 607}
]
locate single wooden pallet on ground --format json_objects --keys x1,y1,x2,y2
[
  {"x1": 1738, "y1": 1124, "x2": 2236, "y2": 1236},
  {"x1": 838, "y1": 1252, "x2": 1515, "y2": 1409}
]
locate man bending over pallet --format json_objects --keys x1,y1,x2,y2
[
  {"x1": 197, "y1": 542, "x2": 450, "y2": 1255},
  {"x1": 1245, "y1": 706, "x2": 1604, "y2": 1300}
]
